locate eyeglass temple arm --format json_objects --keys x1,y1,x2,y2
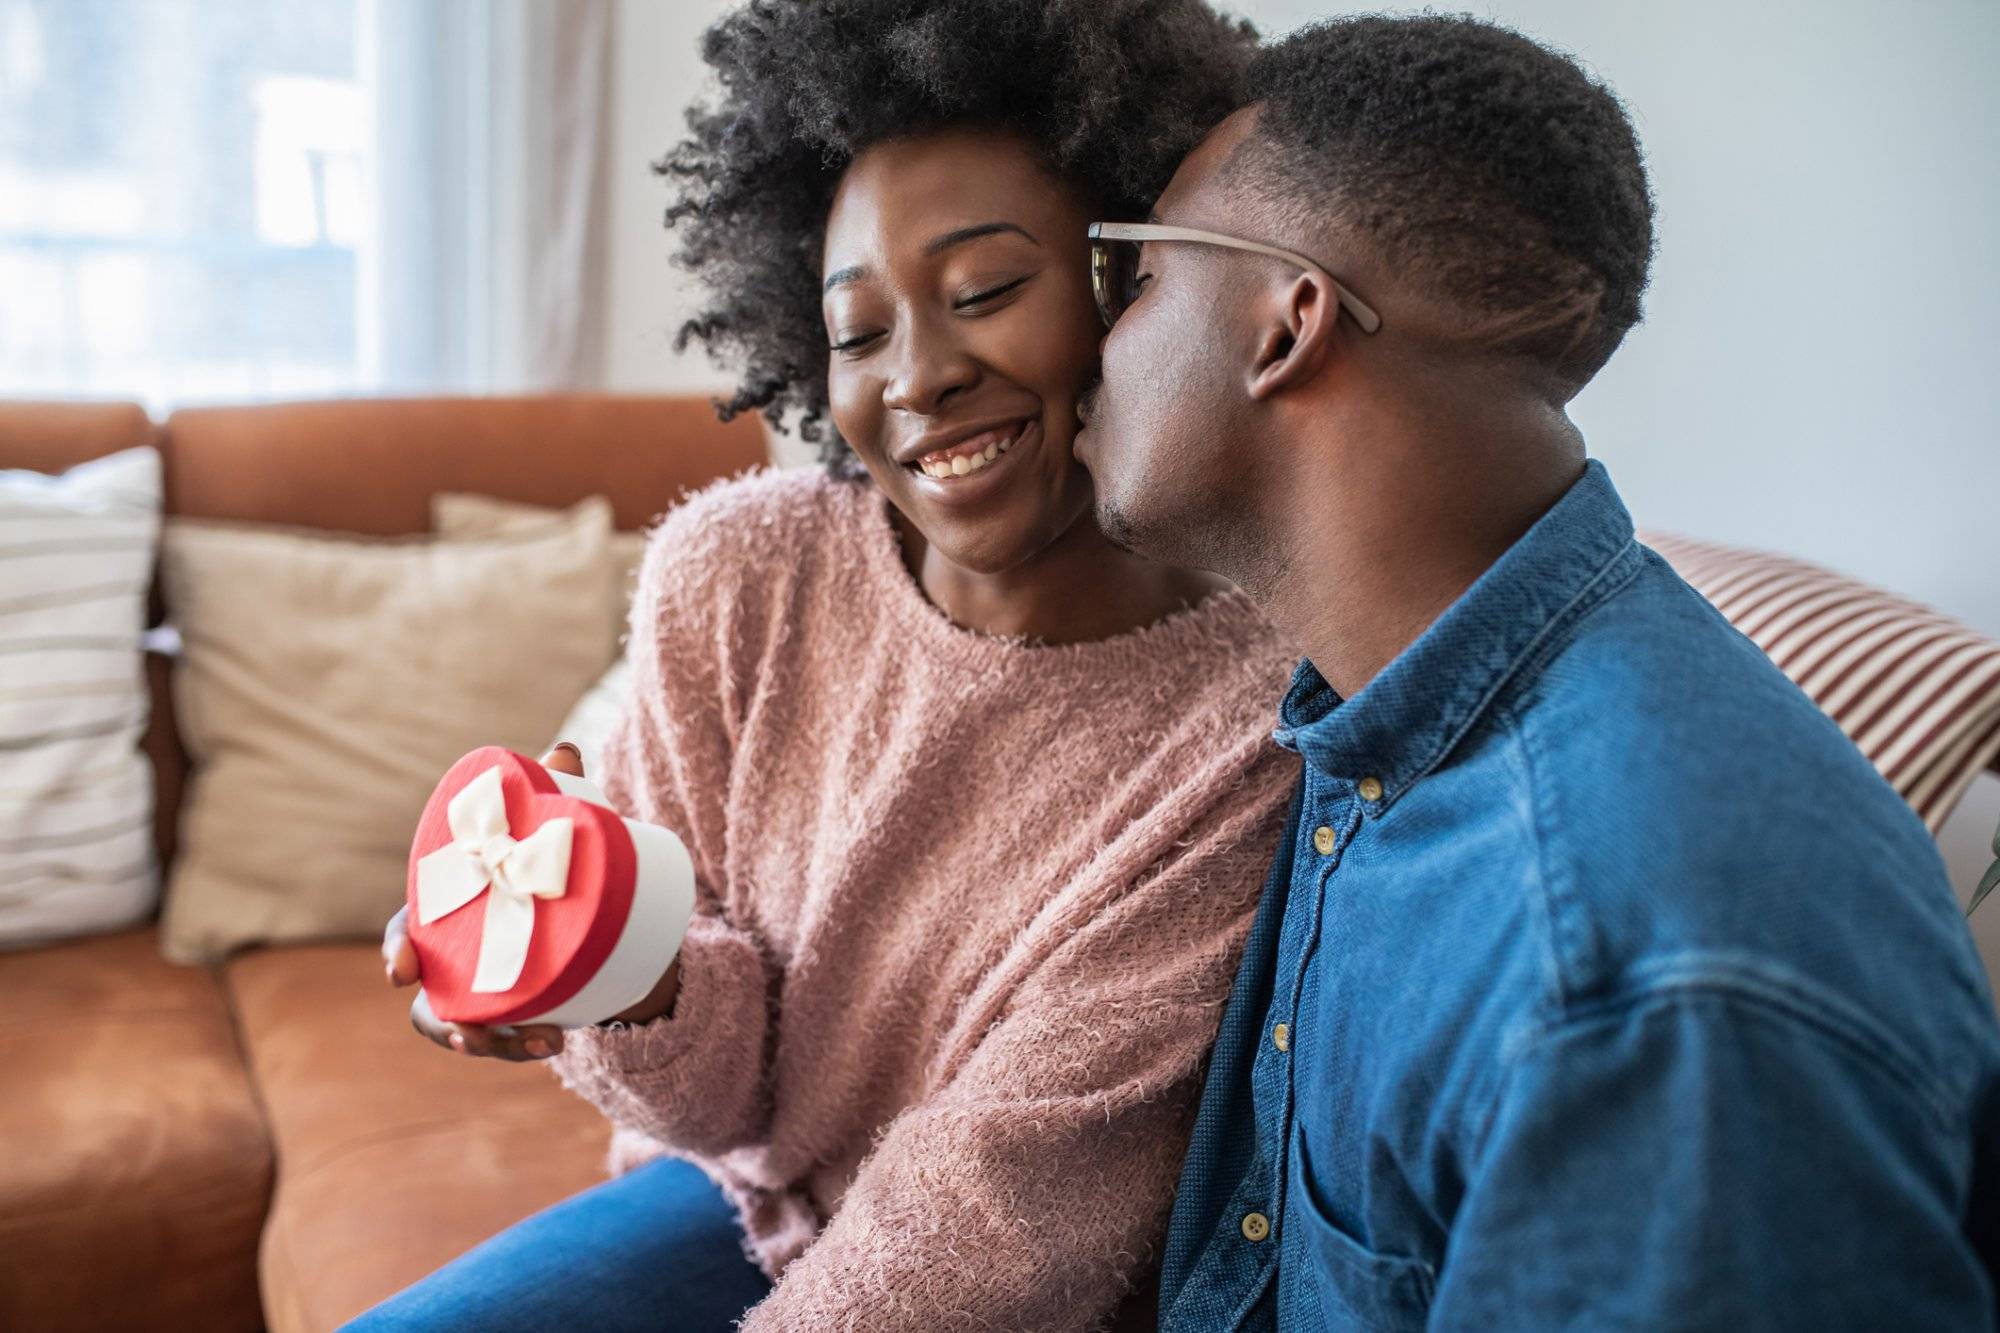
[{"x1": 1091, "y1": 222, "x2": 1382, "y2": 334}]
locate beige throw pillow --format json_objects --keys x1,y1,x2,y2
[
  {"x1": 434, "y1": 493, "x2": 647, "y2": 774},
  {"x1": 433, "y1": 491, "x2": 648, "y2": 636},
  {"x1": 157, "y1": 499, "x2": 617, "y2": 963}
]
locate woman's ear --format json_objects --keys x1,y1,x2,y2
[{"x1": 1247, "y1": 271, "x2": 1336, "y2": 401}]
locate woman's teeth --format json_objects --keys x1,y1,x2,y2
[{"x1": 916, "y1": 425, "x2": 1021, "y2": 479}]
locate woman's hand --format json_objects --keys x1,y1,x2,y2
[{"x1": 384, "y1": 741, "x2": 682, "y2": 1060}]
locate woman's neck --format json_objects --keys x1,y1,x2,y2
[{"x1": 894, "y1": 503, "x2": 1232, "y2": 645}]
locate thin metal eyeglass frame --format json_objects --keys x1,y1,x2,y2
[{"x1": 1087, "y1": 221, "x2": 1383, "y2": 334}]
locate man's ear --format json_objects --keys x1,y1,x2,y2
[{"x1": 1246, "y1": 271, "x2": 1336, "y2": 401}]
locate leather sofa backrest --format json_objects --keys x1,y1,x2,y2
[
  {"x1": 162, "y1": 395, "x2": 763, "y2": 534},
  {"x1": 0, "y1": 394, "x2": 768, "y2": 878}
]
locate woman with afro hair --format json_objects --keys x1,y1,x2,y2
[{"x1": 359, "y1": 3, "x2": 1298, "y2": 1329}]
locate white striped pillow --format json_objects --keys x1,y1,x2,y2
[
  {"x1": 0, "y1": 446, "x2": 162, "y2": 945},
  {"x1": 1644, "y1": 531, "x2": 2000, "y2": 833}
]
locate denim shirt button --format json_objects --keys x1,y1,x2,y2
[
  {"x1": 1272, "y1": 1022, "x2": 1290, "y2": 1052},
  {"x1": 1313, "y1": 825, "x2": 1336, "y2": 855},
  {"x1": 1240, "y1": 1211, "x2": 1271, "y2": 1242},
  {"x1": 1358, "y1": 775, "x2": 1385, "y2": 802}
]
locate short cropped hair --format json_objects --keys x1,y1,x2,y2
[{"x1": 1238, "y1": 15, "x2": 1656, "y2": 388}]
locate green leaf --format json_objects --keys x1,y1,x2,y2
[
  {"x1": 1971, "y1": 861, "x2": 2000, "y2": 917},
  {"x1": 1971, "y1": 814, "x2": 2000, "y2": 918}
]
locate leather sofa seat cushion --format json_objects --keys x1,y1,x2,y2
[
  {"x1": 225, "y1": 942, "x2": 610, "y2": 1333},
  {"x1": 0, "y1": 929, "x2": 271, "y2": 1333}
]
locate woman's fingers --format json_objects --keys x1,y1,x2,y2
[
  {"x1": 542, "y1": 741, "x2": 585, "y2": 777},
  {"x1": 462, "y1": 1023, "x2": 567, "y2": 1062},
  {"x1": 409, "y1": 990, "x2": 564, "y2": 1061},
  {"x1": 382, "y1": 904, "x2": 418, "y2": 987},
  {"x1": 410, "y1": 987, "x2": 452, "y2": 1046}
]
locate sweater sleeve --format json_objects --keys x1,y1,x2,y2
[
  {"x1": 546, "y1": 486, "x2": 781, "y2": 1159},
  {"x1": 739, "y1": 782, "x2": 1291, "y2": 1332}
]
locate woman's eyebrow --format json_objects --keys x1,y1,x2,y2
[
  {"x1": 923, "y1": 221, "x2": 1039, "y2": 255},
  {"x1": 823, "y1": 222, "x2": 1040, "y2": 293}
]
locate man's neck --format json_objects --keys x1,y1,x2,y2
[{"x1": 1249, "y1": 406, "x2": 1587, "y2": 701}]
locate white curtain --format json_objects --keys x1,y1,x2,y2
[
  {"x1": 515, "y1": 0, "x2": 614, "y2": 389},
  {"x1": 364, "y1": 0, "x2": 613, "y2": 394}
]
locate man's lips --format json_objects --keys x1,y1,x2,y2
[{"x1": 1076, "y1": 373, "x2": 1102, "y2": 428}]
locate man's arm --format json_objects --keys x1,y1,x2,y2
[{"x1": 1431, "y1": 987, "x2": 1994, "y2": 1331}]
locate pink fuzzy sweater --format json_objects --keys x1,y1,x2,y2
[{"x1": 547, "y1": 469, "x2": 1298, "y2": 1330}]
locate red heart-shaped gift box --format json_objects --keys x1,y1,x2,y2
[{"x1": 406, "y1": 746, "x2": 638, "y2": 1026}]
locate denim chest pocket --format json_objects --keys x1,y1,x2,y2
[{"x1": 1287, "y1": 1137, "x2": 1435, "y2": 1331}]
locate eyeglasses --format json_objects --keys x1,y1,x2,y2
[{"x1": 1087, "y1": 222, "x2": 1382, "y2": 334}]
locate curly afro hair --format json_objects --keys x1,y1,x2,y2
[
  {"x1": 661, "y1": 0, "x2": 1257, "y2": 473},
  {"x1": 1238, "y1": 15, "x2": 1655, "y2": 390}
]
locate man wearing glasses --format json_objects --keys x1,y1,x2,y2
[{"x1": 1073, "y1": 15, "x2": 2000, "y2": 1330}]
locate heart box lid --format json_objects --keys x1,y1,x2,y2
[{"x1": 406, "y1": 746, "x2": 636, "y2": 1026}]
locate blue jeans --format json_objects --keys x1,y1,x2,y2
[{"x1": 340, "y1": 1156, "x2": 771, "y2": 1332}]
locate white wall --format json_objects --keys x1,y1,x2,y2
[
  {"x1": 601, "y1": 0, "x2": 739, "y2": 397},
  {"x1": 598, "y1": 0, "x2": 2000, "y2": 953}
]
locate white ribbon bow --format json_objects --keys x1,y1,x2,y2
[{"x1": 415, "y1": 765, "x2": 574, "y2": 993}]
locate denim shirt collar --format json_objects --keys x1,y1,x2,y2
[{"x1": 1273, "y1": 460, "x2": 1638, "y2": 806}]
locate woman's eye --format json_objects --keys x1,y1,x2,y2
[
  {"x1": 830, "y1": 331, "x2": 881, "y2": 354},
  {"x1": 955, "y1": 275, "x2": 1031, "y2": 309}
]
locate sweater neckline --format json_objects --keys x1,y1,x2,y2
[{"x1": 849, "y1": 481, "x2": 1267, "y2": 671}]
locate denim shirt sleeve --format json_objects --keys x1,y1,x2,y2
[{"x1": 1429, "y1": 985, "x2": 1998, "y2": 1331}]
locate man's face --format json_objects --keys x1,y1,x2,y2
[{"x1": 1074, "y1": 108, "x2": 1267, "y2": 574}]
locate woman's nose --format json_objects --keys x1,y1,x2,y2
[{"x1": 882, "y1": 331, "x2": 977, "y2": 416}]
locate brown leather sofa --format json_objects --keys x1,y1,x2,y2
[{"x1": 0, "y1": 396, "x2": 766, "y2": 1333}]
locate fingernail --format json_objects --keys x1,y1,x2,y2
[
  {"x1": 551, "y1": 741, "x2": 581, "y2": 761},
  {"x1": 448, "y1": 1032, "x2": 465, "y2": 1051},
  {"x1": 526, "y1": 1038, "x2": 552, "y2": 1057}
]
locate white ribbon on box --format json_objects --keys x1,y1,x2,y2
[
  {"x1": 414, "y1": 765, "x2": 574, "y2": 994},
  {"x1": 414, "y1": 760, "x2": 697, "y2": 1028}
]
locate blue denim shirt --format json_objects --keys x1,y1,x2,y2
[{"x1": 1159, "y1": 462, "x2": 2000, "y2": 1330}]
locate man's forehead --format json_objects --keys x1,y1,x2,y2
[{"x1": 1154, "y1": 104, "x2": 1263, "y2": 228}]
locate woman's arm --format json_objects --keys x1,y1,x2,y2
[{"x1": 544, "y1": 497, "x2": 784, "y2": 1158}]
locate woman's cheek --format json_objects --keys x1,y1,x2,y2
[{"x1": 826, "y1": 366, "x2": 879, "y2": 461}]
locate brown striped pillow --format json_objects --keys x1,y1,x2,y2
[{"x1": 1642, "y1": 531, "x2": 2000, "y2": 833}]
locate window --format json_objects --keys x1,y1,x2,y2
[
  {"x1": 0, "y1": 1, "x2": 612, "y2": 408},
  {"x1": 0, "y1": 1, "x2": 370, "y2": 406}
]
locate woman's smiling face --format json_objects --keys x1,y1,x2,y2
[{"x1": 822, "y1": 126, "x2": 1106, "y2": 574}]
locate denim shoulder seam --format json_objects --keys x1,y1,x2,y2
[
  {"x1": 1500, "y1": 953, "x2": 1962, "y2": 1135},
  {"x1": 1490, "y1": 544, "x2": 1660, "y2": 1011},
  {"x1": 1489, "y1": 710, "x2": 1569, "y2": 1022},
  {"x1": 1496, "y1": 696, "x2": 1590, "y2": 1017}
]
